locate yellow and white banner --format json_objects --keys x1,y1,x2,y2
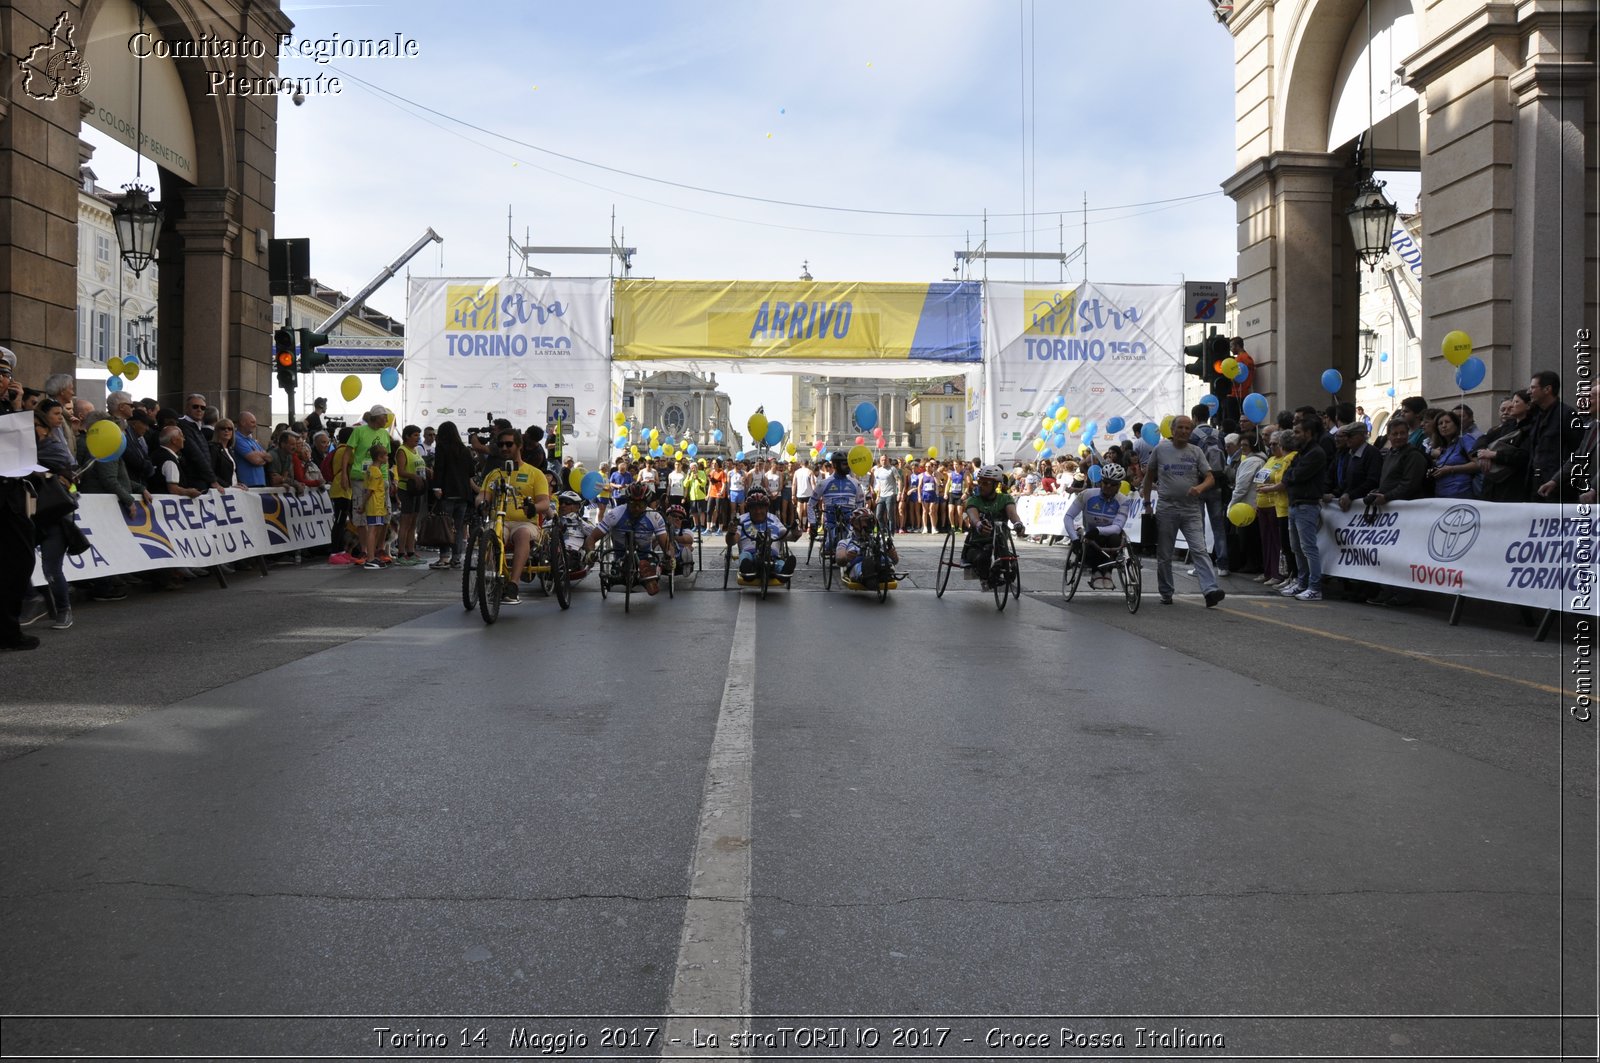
[
  {"x1": 405, "y1": 277, "x2": 613, "y2": 465},
  {"x1": 32, "y1": 488, "x2": 333, "y2": 584},
  {"x1": 984, "y1": 282, "x2": 1184, "y2": 462},
  {"x1": 613, "y1": 280, "x2": 982, "y2": 363}
]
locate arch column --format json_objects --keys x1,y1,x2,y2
[{"x1": 172, "y1": 186, "x2": 241, "y2": 411}]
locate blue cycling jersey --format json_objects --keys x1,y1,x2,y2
[
  {"x1": 598, "y1": 507, "x2": 666, "y2": 552},
  {"x1": 810, "y1": 474, "x2": 865, "y2": 523},
  {"x1": 1065, "y1": 491, "x2": 1133, "y2": 539}
]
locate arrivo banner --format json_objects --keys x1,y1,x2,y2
[
  {"x1": 31, "y1": 488, "x2": 334, "y2": 585},
  {"x1": 612, "y1": 279, "x2": 982, "y2": 362},
  {"x1": 404, "y1": 277, "x2": 613, "y2": 466},
  {"x1": 1316, "y1": 498, "x2": 1596, "y2": 611}
]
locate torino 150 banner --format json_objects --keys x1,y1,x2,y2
[
  {"x1": 405, "y1": 277, "x2": 612, "y2": 465},
  {"x1": 984, "y1": 282, "x2": 1183, "y2": 463},
  {"x1": 613, "y1": 280, "x2": 982, "y2": 362}
]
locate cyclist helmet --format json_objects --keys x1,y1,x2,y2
[
  {"x1": 665, "y1": 503, "x2": 689, "y2": 522},
  {"x1": 1099, "y1": 462, "x2": 1126, "y2": 483},
  {"x1": 977, "y1": 464, "x2": 1004, "y2": 482},
  {"x1": 829, "y1": 450, "x2": 850, "y2": 471},
  {"x1": 745, "y1": 488, "x2": 771, "y2": 508},
  {"x1": 625, "y1": 482, "x2": 651, "y2": 505},
  {"x1": 557, "y1": 490, "x2": 583, "y2": 507}
]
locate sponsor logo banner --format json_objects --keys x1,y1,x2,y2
[
  {"x1": 1318, "y1": 499, "x2": 1597, "y2": 610},
  {"x1": 405, "y1": 277, "x2": 612, "y2": 466},
  {"x1": 613, "y1": 279, "x2": 981, "y2": 362},
  {"x1": 33, "y1": 488, "x2": 334, "y2": 585},
  {"x1": 983, "y1": 282, "x2": 1183, "y2": 463}
]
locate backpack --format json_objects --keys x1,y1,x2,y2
[{"x1": 1192, "y1": 427, "x2": 1228, "y2": 493}]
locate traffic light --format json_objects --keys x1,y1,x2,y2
[
  {"x1": 274, "y1": 328, "x2": 296, "y2": 391},
  {"x1": 298, "y1": 328, "x2": 330, "y2": 372},
  {"x1": 1183, "y1": 337, "x2": 1208, "y2": 380}
]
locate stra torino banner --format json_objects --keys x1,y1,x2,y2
[
  {"x1": 983, "y1": 282, "x2": 1184, "y2": 463},
  {"x1": 405, "y1": 277, "x2": 612, "y2": 465},
  {"x1": 31, "y1": 488, "x2": 334, "y2": 585},
  {"x1": 612, "y1": 279, "x2": 982, "y2": 363},
  {"x1": 1316, "y1": 498, "x2": 1597, "y2": 611}
]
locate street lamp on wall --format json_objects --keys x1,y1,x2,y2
[
  {"x1": 1356, "y1": 327, "x2": 1377, "y2": 380},
  {"x1": 1345, "y1": 0, "x2": 1397, "y2": 271},
  {"x1": 110, "y1": 1, "x2": 163, "y2": 275}
]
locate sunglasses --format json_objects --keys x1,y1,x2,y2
[{"x1": 499, "y1": 441, "x2": 518, "y2": 448}]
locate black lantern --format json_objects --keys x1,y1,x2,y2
[
  {"x1": 1346, "y1": 174, "x2": 1397, "y2": 271},
  {"x1": 112, "y1": 183, "x2": 163, "y2": 275}
]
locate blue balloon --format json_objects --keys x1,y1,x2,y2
[
  {"x1": 712, "y1": 429, "x2": 723, "y2": 443},
  {"x1": 1083, "y1": 420, "x2": 1098, "y2": 441},
  {"x1": 580, "y1": 471, "x2": 604, "y2": 501},
  {"x1": 651, "y1": 446, "x2": 663, "y2": 457},
  {"x1": 106, "y1": 376, "x2": 123, "y2": 392},
  {"x1": 735, "y1": 450, "x2": 745, "y2": 461},
  {"x1": 1106, "y1": 416, "x2": 1125, "y2": 435},
  {"x1": 1040, "y1": 448, "x2": 1052, "y2": 458},
  {"x1": 1386, "y1": 387, "x2": 1396, "y2": 397},
  {"x1": 380, "y1": 366, "x2": 400, "y2": 391},
  {"x1": 853, "y1": 402, "x2": 878, "y2": 431},
  {"x1": 1200, "y1": 394, "x2": 1219, "y2": 412},
  {"x1": 615, "y1": 437, "x2": 628, "y2": 450},
  {"x1": 1234, "y1": 363, "x2": 1249, "y2": 383},
  {"x1": 1379, "y1": 351, "x2": 1389, "y2": 363},
  {"x1": 1454, "y1": 355, "x2": 1486, "y2": 391},
  {"x1": 1141, "y1": 422, "x2": 1161, "y2": 446},
  {"x1": 1241, "y1": 393, "x2": 1269, "y2": 424},
  {"x1": 1052, "y1": 395, "x2": 1065, "y2": 411},
  {"x1": 764, "y1": 420, "x2": 785, "y2": 447},
  {"x1": 1321, "y1": 368, "x2": 1343, "y2": 394},
  {"x1": 1087, "y1": 464, "x2": 1103, "y2": 484},
  {"x1": 1051, "y1": 431, "x2": 1067, "y2": 450},
  {"x1": 686, "y1": 442, "x2": 698, "y2": 457}
]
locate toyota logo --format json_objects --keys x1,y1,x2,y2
[{"x1": 1428, "y1": 504, "x2": 1480, "y2": 563}]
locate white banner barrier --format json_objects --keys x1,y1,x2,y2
[
  {"x1": 1015, "y1": 492, "x2": 1213, "y2": 549},
  {"x1": 1316, "y1": 498, "x2": 1596, "y2": 611},
  {"x1": 33, "y1": 488, "x2": 334, "y2": 585}
]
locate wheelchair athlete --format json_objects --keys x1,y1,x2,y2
[
  {"x1": 727, "y1": 489, "x2": 799, "y2": 582},
  {"x1": 808, "y1": 450, "x2": 867, "y2": 555},
  {"x1": 584, "y1": 482, "x2": 673, "y2": 595},
  {"x1": 555, "y1": 490, "x2": 597, "y2": 580},
  {"x1": 838, "y1": 509, "x2": 900, "y2": 588},
  {"x1": 477, "y1": 439, "x2": 552, "y2": 605},
  {"x1": 1065, "y1": 462, "x2": 1134, "y2": 589},
  {"x1": 961, "y1": 463, "x2": 1026, "y2": 590},
  {"x1": 664, "y1": 503, "x2": 697, "y2": 576}
]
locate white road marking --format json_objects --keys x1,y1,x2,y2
[{"x1": 663, "y1": 594, "x2": 754, "y2": 1058}]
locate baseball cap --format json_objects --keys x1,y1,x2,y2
[
  {"x1": 366, "y1": 405, "x2": 388, "y2": 419},
  {"x1": 0, "y1": 346, "x2": 15, "y2": 372},
  {"x1": 1337, "y1": 421, "x2": 1367, "y2": 435}
]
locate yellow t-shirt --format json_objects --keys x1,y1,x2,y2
[
  {"x1": 481, "y1": 462, "x2": 551, "y2": 518},
  {"x1": 396, "y1": 445, "x2": 426, "y2": 490},
  {"x1": 362, "y1": 462, "x2": 390, "y2": 517},
  {"x1": 328, "y1": 445, "x2": 353, "y2": 501},
  {"x1": 1259, "y1": 452, "x2": 1296, "y2": 518}
]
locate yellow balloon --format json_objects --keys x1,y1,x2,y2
[
  {"x1": 1442, "y1": 329, "x2": 1473, "y2": 367},
  {"x1": 649, "y1": 428, "x2": 660, "y2": 441},
  {"x1": 86, "y1": 419, "x2": 123, "y2": 460},
  {"x1": 926, "y1": 446, "x2": 939, "y2": 459},
  {"x1": 1031, "y1": 438, "x2": 1045, "y2": 452},
  {"x1": 1220, "y1": 357, "x2": 1240, "y2": 380},
  {"x1": 1118, "y1": 481, "x2": 1132, "y2": 496},
  {"x1": 785, "y1": 442, "x2": 796, "y2": 455},
  {"x1": 1160, "y1": 414, "x2": 1174, "y2": 439},
  {"x1": 107, "y1": 357, "x2": 124, "y2": 376},
  {"x1": 1066, "y1": 417, "x2": 1082, "y2": 434},
  {"x1": 676, "y1": 450, "x2": 686, "y2": 460},
  {"x1": 1228, "y1": 501, "x2": 1258, "y2": 527},
  {"x1": 568, "y1": 467, "x2": 586, "y2": 492},
  {"x1": 629, "y1": 445, "x2": 640, "y2": 459},
  {"x1": 847, "y1": 444, "x2": 873, "y2": 477},
  {"x1": 748, "y1": 413, "x2": 769, "y2": 442},
  {"x1": 1042, "y1": 417, "x2": 1055, "y2": 431},
  {"x1": 386, "y1": 412, "x2": 395, "y2": 429},
  {"x1": 613, "y1": 412, "x2": 626, "y2": 427},
  {"x1": 123, "y1": 363, "x2": 140, "y2": 381},
  {"x1": 340, "y1": 375, "x2": 362, "y2": 402}
]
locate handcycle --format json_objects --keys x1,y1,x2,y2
[
  {"x1": 474, "y1": 478, "x2": 569, "y2": 625},
  {"x1": 810, "y1": 504, "x2": 854, "y2": 591},
  {"x1": 722, "y1": 525, "x2": 793, "y2": 599},
  {"x1": 598, "y1": 529, "x2": 670, "y2": 612},
  {"x1": 1061, "y1": 530, "x2": 1142, "y2": 614},
  {"x1": 839, "y1": 516, "x2": 899, "y2": 603},
  {"x1": 935, "y1": 519, "x2": 1022, "y2": 611}
]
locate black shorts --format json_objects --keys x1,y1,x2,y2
[{"x1": 398, "y1": 490, "x2": 425, "y2": 515}]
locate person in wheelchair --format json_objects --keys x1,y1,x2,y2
[
  {"x1": 808, "y1": 450, "x2": 867, "y2": 554},
  {"x1": 961, "y1": 464, "x2": 1026, "y2": 591},
  {"x1": 1065, "y1": 462, "x2": 1134, "y2": 589},
  {"x1": 556, "y1": 490, "x2": 597, "y2": 581},
  {"x1": 664, "y1": 503, "x2": 696, "y2": 576},
  {"x1": 585, "y1": 481, "x2": 672, "y2": 595},
  {"x1": 838, "y1": 509, "x2": 900, "y2": 588},
  {"x1": 727, "y1": 489, "x2": 799, "y2": 583},
  {"x1": 477, "y1": 433, "x2": 552, "y2": 604}
]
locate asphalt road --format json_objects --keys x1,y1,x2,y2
[{"x1": 2, "y1": 535, "x2": 1594, "y2": 1060}]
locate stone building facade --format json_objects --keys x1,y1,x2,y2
[
  {"x1": 789, "y1": 375, "x2": 914, "y2": 453},
  {"x1": 621, "y1": 370, "x2": 743, "y2": 458}
]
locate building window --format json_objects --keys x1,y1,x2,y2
[
  {"x1": 95, "y1": 233, "x2": 111, "y2": 264},
  {"x1": 125, "y1": 319, "x2": 139, "y2": 361},
  {"x1": 77, "y1": 304, "x2": 89, "y2": 358},
  {"x1": 95, "y1": 312, "x2": 112, "y2": 362}
]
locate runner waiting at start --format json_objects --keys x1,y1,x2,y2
[{"x1": 726, "y1": 489, "x2": 798, "y2": 582}]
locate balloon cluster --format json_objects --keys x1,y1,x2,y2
[{"x1": 103, "y1": 354, "x2": 141, "y2": 394}]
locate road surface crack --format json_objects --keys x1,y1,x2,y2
[{"x1": 2, "y1": 879, "x2": 740, "y2": 905}]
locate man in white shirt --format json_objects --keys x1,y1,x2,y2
[{"x1": 871, "y1": 455, "x2": 901, "y2": 533}]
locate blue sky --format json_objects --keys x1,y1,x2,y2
[{"x1": 85, "y1": 0, "x2": 1250, "y2": 424}]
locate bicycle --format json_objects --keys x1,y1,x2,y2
[
  {"x1": 1061, "y1": 533, "x2": 1142, "y2": 614},
  {"x1": 813, "y1": 504, "x2": 853, "y2": 592},
  {"x1": 841, "y1": 517, "x2": 898, "y2": 603},
  {"x1": 723, "y1": 525, "x2": 791, "y2": 599},
  {"x1": 598, "y1": 529, "x2": 655, "y2": 612},
  {"x1": 934, "y1": 524, "x2": 965, "y2": 598},
  {"x1": 460, "y1": 503, "x2": 485, "y2": 612},
  {"x1": 475, "y1": 477, "x2": 566, "y2": 624},
  {"x1": 987, "y1": 520, "x2": 1023, "y2": 611}
]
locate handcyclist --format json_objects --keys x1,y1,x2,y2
[
  {"x1": 838, "y1": 509, "x2": 900, "y2": 588},
  {"x1": 726, "y1": 488, "x2": 799, "y2": 582},
  {"x1": 664, "y1": 503, "x2": 697, "y2": 576},
  {"x1": 477, "y1": 429, "x2": 552, "y2": 604},
  {"x1": 584, "y1": 481, "x2": 672, "y2": 595},
  {"x1": 809, "y1": 450, "x2": 867, "y2": 555},
  {"x1": 962, "y1": 463, "x2": 1026, "y2": 590},
  {"x1": 1065, "y1": 463, "x2": 1134, "y2": 589},
  {"x1": 555, "y1": 490, "x2": 597, "y2": 580}
]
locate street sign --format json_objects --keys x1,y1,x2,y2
[
  {"x1": 1183, "y1": 280, "x2": 1227, "y2": 325},
  {"x1": 268, "y1": 238, "x2": 311, "y2": 296},
  {"x1": 546, "y1": 396, "x2": 574, "y2": 429}
]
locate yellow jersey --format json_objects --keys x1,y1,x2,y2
[{"x1": 482, "y1": 462, "x2": 551, "y2": 517}]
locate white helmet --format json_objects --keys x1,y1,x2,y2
[
  {"x1": 977, "y1": 464, "x2": 1004, "y2": 482},
  {"x1": 1100, "y1": 462, "x2": 1125, "y2": 483}
]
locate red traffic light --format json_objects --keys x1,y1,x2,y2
[{"x1": 276, "y1": 350, "x2": 295, "y2": 369}]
